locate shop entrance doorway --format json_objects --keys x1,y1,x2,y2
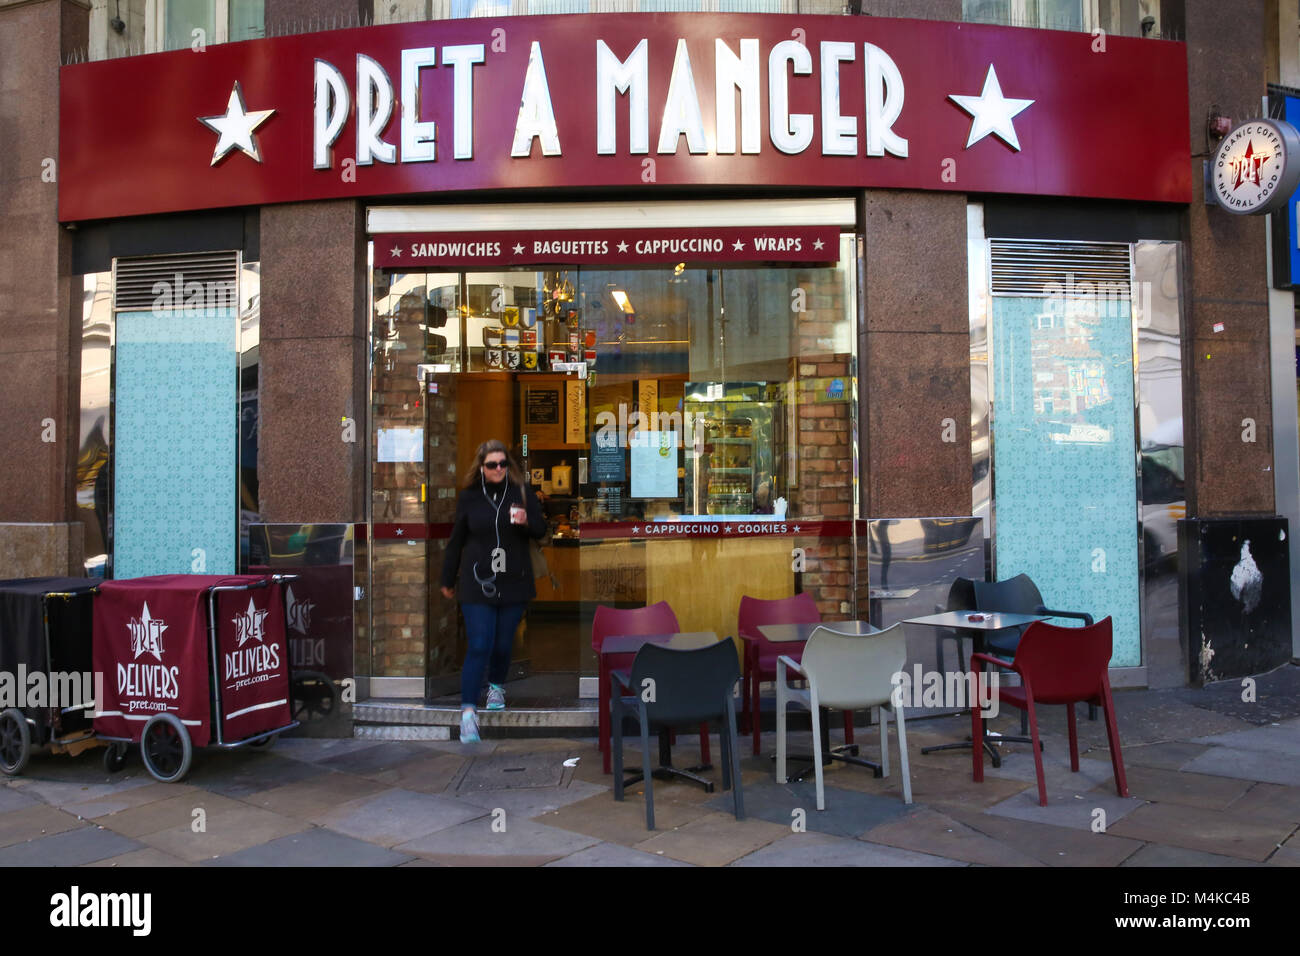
[{"x1": 366, "y1": 205, "x2": 859, "y2": 706}]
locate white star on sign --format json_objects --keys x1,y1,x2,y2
[
  {"x1": 390, "y1": 245, "x2": 402, "y2": 257},
  {"x1": 513, "y1": 243, "x2": 525, "y2": 254},
  {"x1": 948, "y1": 65, "x2": 1033, "y2": 151},
  {"x1": 631, "y1": 526, "x2": 640, "y2": 534},
  {"x1": 813, "y1": 238, "x2": 824, "y2": 251},
  {"x1": 395, "y1": 528, "x2": 405, "y2": 536},
  {"x1": 199, "y1": 81, "x2": 275, "y2": 165},
  {"x1": 732, "y1": 239, "x2": 745, "y2": 251},
  {"x1": 617, "y1": 241, "x2": 629, "y2": 253}
]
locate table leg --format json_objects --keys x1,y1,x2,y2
[{"x1": 600, "y1": 657, "x2": 611, "y2": 774}]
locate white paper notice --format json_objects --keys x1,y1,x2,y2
[
  {"x1": 377, "y1": 427, "x2": 424, "y2": 463},
  {"x1": 630, "y1": 431, "x2": 678, "y2": 498}
]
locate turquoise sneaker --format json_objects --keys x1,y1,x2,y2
[
  {"x1": 486, "y1": 683, "x2": 506, "y2": 711},
  {"x1": 460, "y1": 707, "x2": 480, "y2": 743}
]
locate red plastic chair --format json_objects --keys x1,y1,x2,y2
[
  {"x1": 971, "y1": 617, "x2": 1129, "y2": 807},
  {"x1": 593, "y1": 602, "x2": 711, "y2": 774},
  {"x1": 737, "y1": 593, "x2": 854, "y2": 757}
]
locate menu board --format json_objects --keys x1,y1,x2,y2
[
  {"x1": 590, "y1": 430, "x2": 626, "y2": 482},
  {"x1": 525, "y1": 389, "x2": 560, "y2": 425},
  {"x1": 630, "y1": 431, "x2": 678, "y2": 498}
]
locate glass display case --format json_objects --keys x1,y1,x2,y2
[{"x1": 685, "y1": 382, "x2": 784, "y2": 517}]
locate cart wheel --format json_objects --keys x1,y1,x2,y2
[
  {"x1": 0, "y1": 709, "x2": 30, "y2": 776},
  {"x1": 291, "y1": 671, "x2": 336, "y2": 721},
  {"x1": 248, "y1": 734, "x2": 277, "y2": 749},
  {"x1": 140, "y1": 714, "x2": 192, "y2": 783},
  {"x1": 102, "y1": 742, "x2": 129, "y2": 774}
]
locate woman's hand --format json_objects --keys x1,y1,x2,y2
[{"x1": 440, "y1": 586, "x2": 456, "y2": 600}]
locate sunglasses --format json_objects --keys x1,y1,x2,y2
[{"x1": 483, "y1": 460, "x2": 508, "y2": 470}]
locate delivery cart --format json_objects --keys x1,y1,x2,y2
[
  {"x1": 0, "y1": 577, "x2": 100, "y2": 775},
  {"x1": 94, "y1": 573, "x2": 299, "y2": 783}
]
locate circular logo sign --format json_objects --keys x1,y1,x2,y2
[{"x1": 1212, "y1": 119, "x2": 1300, "y2": 215}]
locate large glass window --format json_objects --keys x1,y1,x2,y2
[
  {"x1": 963, "y1": 0, "x2": 1087, "y2": 31},
  {"x1": 368, "y1": 239, "x2": 858, "y2": 697}
]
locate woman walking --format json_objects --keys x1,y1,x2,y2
[{"x1": 440, "y1": 440, "x2": 547, "y2": 742}]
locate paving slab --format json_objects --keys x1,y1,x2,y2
[
  {"x1": 827, "y1": 761, "x2": 1032, "y2": 809},
  {"x1": 943, "y1": 806, "x2": 1144, "y2": 866},
  {"x1": 364, "y1": 752, "x2": 469, "y2": 794},
  {"x1": 0, "y1": 804, "x2": 87, "y2": 847},
  {"x1": 1224, "y1": 783, "x2": 1300, "y2": 825},
  {"x1": 544, "y1": 842, "x2": 694, "y2": 866},
  {"x1": 316, "y1": 788, "x2": 487, "y2": 846},
  {"x1": 730, "y1": 830, "x2": 965, "y2": 867},
  {"x1": 976, "y1": 742, "x2": 1122, "y2": 791},
  {"x1": 1108, "y1": 801, "x2": 1295, "y2": 862},
  {"x1": 858, "y1": 807, "x2": 1043, "y2": 866},
  {"x1": 632, "y1": 811, "x2": 792, "y2": 866},
  {"x1": 1180, "y1": 746, "x2": 1300, "y2": 786},
  {"x1": 542, "y1": 791, "x2": 712, "y2": 844},
  {"x1": 393, "y1": 816, "x2": 599, "y2": 862},
  {"x1": 271, "y1": 737, "x2": 388, "y2": 763},
  {"x1": 182, "y1": 751, "x2": 330, "y2": 798},
  {"x1": 62, "y1": 782, "x2": 202, "y2": 820},
  {"x1": 205, "y1": 827, "x2": 415, "y2": 866},
  {"x1": 1191, "y1": 721, "x2": 1300, "y2": 756},
  {"x1": 1120, "y1": 844, "x2": 1263, "y2": 867},
  {"x1": 318, "y1": 741, "x2": 435, "y2": 775},
  {"x1": 244, "y1": 772, "x2": 391, "y2": 820},
  {"x1": 135, "y1": 806, "x2": 309, "y2": 863},
  {"x1": 460, "y1": 779, "x2": 609, "y2": 819},
  {"x1": 458, "y1": 753, "x2": 566, "y2": 791},
  {"x1": 984, "y1": 788, "x2": 1144, "y2": 831},
  {"x1": 1118, "y1": 741, "x2": 1213, "y2": 771},
  {"x1": 85, "y1": 847, "x2": 196, "y2": 867},
  {"x1": 0, "y1": 825, "x2": 142, "y2": 866},
  {"x1": 14, "y1": 771, "x2": 159, "y2": 809},
  {"x1": 1113, "y1": 765, "x2": 1252, "y2": 811},
  {"x1": 0, "y1": 785, "x2": 42, "y2": 812},
  {"x1": 95, "y1": 791, "x2": 251, "y2": 838},
  {"x1": 703, "y1": 778, "x2": 910, "y2": 838}
]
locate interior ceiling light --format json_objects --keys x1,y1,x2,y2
[{"x1": 611, "y1": 290, "x2": 636, "y2": 314}]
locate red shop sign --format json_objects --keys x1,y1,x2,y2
[{"x1": 58, "y1": 14, "x2": 1191, "y2": 222}]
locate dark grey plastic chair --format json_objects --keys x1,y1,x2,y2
[
  {"x1": 611, "y1": 640, "x2": 744, "y2": 831},
  {"x1": 974, "y1": 573, "x2": 1097, "y2": 727}
]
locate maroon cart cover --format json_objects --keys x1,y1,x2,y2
[
  {"x1": 213, "y1": 580, "x2": 292, "y2": 743},
  {"x1": 93, "y1": 575, "x2": 290, "y2": 747},
  {"x1": 213, "y1": 579, "x2": 292, "y2": 742}
]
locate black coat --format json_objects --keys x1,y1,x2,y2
[{"x1": 441, "y1": 479, "x2": 547, "y2": 606}]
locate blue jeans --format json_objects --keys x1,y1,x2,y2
[{"x1": 461, "y1": 602, "x2": 526, "y2": 707}]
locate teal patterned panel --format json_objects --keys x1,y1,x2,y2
[
  {"x1": 991, "y1": 297, "x2": 1141, "y2": 667},
  {"x1": 114, "y1": 309, "x2": 236, "y2": 578}
]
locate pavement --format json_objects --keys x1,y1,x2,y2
[{"x1": 2, "y1": 670, "x2": 1299, "y2": 867}]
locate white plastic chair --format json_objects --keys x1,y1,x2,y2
[{"x1": 775, "y1": 622, "x2": 912, "y2": 809}]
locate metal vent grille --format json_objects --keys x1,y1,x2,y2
[
  {"x1": 113, "y1": 252, "x2": 240, "y2": 312},
  {"x1": 989, "y1": 240, "x2": 1131, "y2": 298}
]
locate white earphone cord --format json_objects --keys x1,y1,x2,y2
[{"x1": 472, "y1": 471, "x2": 506, "y2": 597}]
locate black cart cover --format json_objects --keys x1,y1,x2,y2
[{"x1": 0, "y1": 578, "x2": 98, "y2": 724}]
